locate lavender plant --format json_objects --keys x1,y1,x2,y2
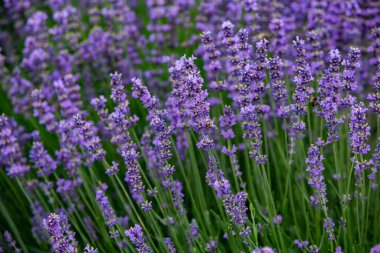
[{"x1": 0, "y1": 1, "x2": 380, "y2": 253}]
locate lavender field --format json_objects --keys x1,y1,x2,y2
[{"x1": 1, "y1": 0, "x2": 380, "y2": 252}]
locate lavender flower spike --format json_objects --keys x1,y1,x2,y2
[
  {"x1": 349, "y1": 102, "x2": 371, "y2": 155},
  {"x1": 125, "y1": 224, "x2": 152, "y2": 253},
  {"x1": 73, "y1": 114, "x2": 106, "y2": 162},
  {"x1": 95, "y1": 186, "x2": 118, "y2": 228},
  {"x1": 306, "y1": 144, "x2": 327, "y2": 207},
  {"x1": 43, "y1": 213, "x2": 78, "y2": 253}
]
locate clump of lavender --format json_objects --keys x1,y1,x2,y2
[
  {"x1": 43, "y1": 213, "x2": 78, "y2": 253},
  {"x1": 125, "y1": 224, "x2": 152, "y2": 253}
]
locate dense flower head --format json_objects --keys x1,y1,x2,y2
[
  {"x1": 53, "y1": 74, "x2": 82, "y2": 118},
  {"x1": 221, "y1": 21, "x2": 240, "y2": 78},
  {"x1": 95, "y1": 186, "x2": 118, "y2": 228},
  {"x1": 29, "y1": 131, "x2": 57, "y2": 177},
  {"x1": 349, "y1": 102, "x2": 371, "y2": 155},
  {"x1": 368, "y1": 58, "x2": 380, "y2": 114},
  {"x1": 122, "y1": 148, "x2": 145, "y2": 196},
  {"x1": 73, "y1": 114, "x2": 106, "y2": 162},
  {"x1": 0, "y1": 114, "x2": 29, "y2": 178},
  {"x1": 200, "y1": 31, "x2": 222, "y2": 82},
  {"x1": 131, "y1": 77, "x2": 159, "y2": 111},
  {"x1": 241, "y1": 104, "x2": 267, "y2": 164},
  {"x1": 31, "y1": 89, "x2": 58, "y2": 132},
  {"x1": 219, "y1": 106, "x2": 236, "y2": 140},
  {"x1": 342, "y1": 48, "x2": 360, "y2": 92},
  {"x1": 207, "y1": 155, "x2": 248, "y2": 226},
  {"x1": 125, "y1": 224, "x2": 152, "y2": 253},
  {"x1": 306, "y1": 144, "x2": 327, "y2": 207},
  {"x1": 164, "y1": 237, "x2": 176, "y2": 253},
  {"x1": 43, "y1": 213, "x2": 78, "y2": 253},
  {"x1": 323, "y1": 217, "x2": 335, "y2": 241},
  {"x1": 269, "y1": 56, "x2": 288, "y2": 115},
  {"x1": 292, "y1": 37, "x2": 314, "y2": 115}
]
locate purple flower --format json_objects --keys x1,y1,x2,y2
[
  {"x1": 6, "y1": 68, "x2": 33, "y2": 115},
  {"x1": 73, "y1": 114, "x2": 106, "y2": 162},
  {"x1": 306, "y1": 144, "x2": 327, "y2": 207},
  {"x1": 125, "y1": 224, "x2": 152, "y2": 253},
  {"x1": 31, "y1": 89, "x2": 57, "y2": 132},
  {"x1": 306, "y1": 30, "x2": 324, "y2": 74},
  {"x1": 122, "y1": 148, "x2": 145, "y2": 198},
  {"x1": 291, "y1": 37, "x2": 314, "y2": 115},
  {"x1": 200, "y1": 31, "x2": 222, "y2": 83},
  {"x1": 3, "y1": 231, "x2": 21, "y2": 253},
  {"x1": 370, "y1": 139, "x2": 380, "y2": 189},
  {"x1": 323, "y1": 217, "x2": 335, "y2": 240},
  {"x1": 0, "y1": 115, "x2": 29, "y2": 178},
  {"x1": 53, "y1": 74, "x2": 83, "y2": 118},
  {"x1": 206, "y1": 239, "x2": 217, "y2": 252},
  {"x1": 84, "y1": 245, "x2": 98, "y2": 253},
  {"x1": 368, "y1": 58, "x2": 380, "y2": 114},
  {"x1": 150, "y1": 111, "x2": 174, "y2": 174},
  {"x1": 371, "y1": 244, "x2": 380, "y2": 253},
  {"x1": 241, "y1": 104, "x2": 267, "y2": 164},
  {"x1": 273, "y1": 214, "x2": 282, "y2": 225},
  {"x1": 342, "y1": 47, "x2": 360, "y2": 92},
  {"x1": 131, "y1": 78, "x2": 159, "y2": 112},
  {"x1": 269, "y1": 56, "x2": 288, "y2": 117},
  {"x1": 105, "y1": 161, "x2": 119, "y2": 176},
  {"x1": 95, "y1": 186, "x2": 118, "y2": 228},
  {"x1": 90, "y1": 95, "x2": 108, "y2": 120},
  {"x1": 107, "y1": 72, "x2": 139, "y2": 154},
  {"x1": 29, "y1": 131, "x2": 57, "y2": 177},
  {"x1": 164, "y1": 237, "x2": 176, "y2": 253},
  {"x1": 335, "y1": 246, "x2": 343, "y2": 253},
  {"x1": 207, "y1": 155, "x2": 248, "y2": 226},
  {"x1": 349, "y1": 102, "x2": 371, "y2": 155},
  {"x1": 43, "y1": 213, "x2": 78, "y2": 253},
  {"x1": 269, "y1": 18, "x2": 287, "y2": 58},
  {"x1": 221, "y1": 21, "x2": 240, "y2": 78},
  {"x1": 220, "y1": 106, "x2": 236, "y2": 140},
  {"x1": 294, "y1": 239, "x2": 309, "y2": 249},
  {"x1": 252, "y1": 246, "x2": 275, "y2": 253},
  {"x1": 168, "y1": 56, "x2": 215, "y2": 151}
]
